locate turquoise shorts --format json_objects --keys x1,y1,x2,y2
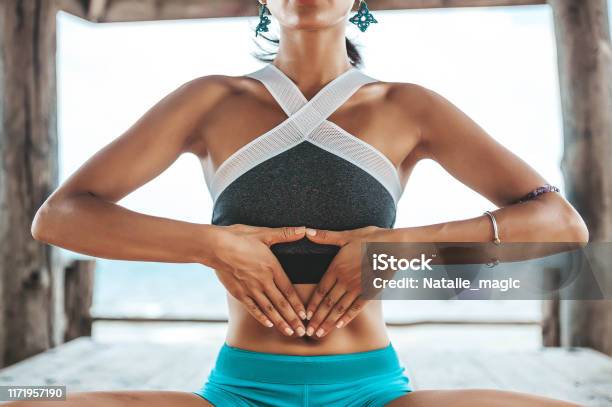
[{"x1": 193, "y1": 342, "x2": 412, "y2": 407}]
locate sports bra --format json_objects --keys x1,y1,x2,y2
[{"x1": 201, "y1": 63, "x2": 405, "y2": 283}]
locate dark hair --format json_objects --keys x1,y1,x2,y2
[{"x1": 251, "y1": 33, "x2": 364, "y2": 68}]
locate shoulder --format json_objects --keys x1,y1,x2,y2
[
  {"x1": 358, "y1": 79, "x2": 447, "y2": 130},
  {"x1": 368, "y1": 80, "x2": 447, "y2": 135},
  {"x1": 382, "y1": 80, "x2": 465, "y2": 137},
  {"x1": 382, "y1": 81, "x2": 447, "y2": 118},
  {"x1": 173, "y1": 74, "x2": 249, "y2": 106},
  {"x1": 177, "y1": 73, "x2": 268, "y2": 154},
  {"x1": 179, "y1": 72, "x2": 275, "y2": 113},
  {"x1": 169, "y1": 73, "x2": 259, "y2": 123},
  {"x1": 158, "y1": 74, "x2": 251, "y2": 154},
  {"x1": 366, "y1": 80, "x2": 462, "y2": 161}
]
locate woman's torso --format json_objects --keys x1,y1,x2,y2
[{"x1": 188, "y1": 64, "x2": 423, "y2": 355}]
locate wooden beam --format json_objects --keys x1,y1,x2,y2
[
  {"x1": 549, "y1": 0, "x2": 612, "y2": 356},
  {"x1": 0, "y1": 0, "x2": 63, "y2": 367},
  {"x1": 94, "y1": 0, "x2": 257, "y2": 23},
  {"x1": 55, "y1": 0, "x2": 87, "y2": 19},
  {"x1": 369, "y1": 0, "x2": 546, "y2": 9},
  {"x1": 88, "y1": 0, "x2": 108, "y2": 22},
  {"x1": 58, "y1": 0, "x2": 547, "y2": 23}
]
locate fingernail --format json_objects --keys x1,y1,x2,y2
[
  {"x1": 285, "y1": 327, "x2": 294, "y2": 336},
  {"x1": 306, "y1": 228, "x2": 317, "y2": 236},
  {"x1": 316, "y1": 328, "x2": 325, "y2": 337},
  {"x1": 306, "y1": 327, "x2": 314, "y2": 336},
  {"x1": 336, "y1": 320, "x2": 344, "y2": 328},
  {"x1": 299, "y1": 311, "x2": 307, "y2": 320},
  {"x1": 297, "y1": 327, "x2": 306, "y2": 336},
  {"x1": 265, "y1": 320, "x2": 273, "y2": 327},
  {"x1": 295, "y1": 226, "x2": 306, "y2": 235},
  {"x1": 306, "y1": 311, "x2": 313, "y2": 320}
]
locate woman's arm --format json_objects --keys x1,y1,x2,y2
[
  {"x1": 390, "y1": 84, "x2": 588, "y2": 243},
  {"x1": 32, "y1": 76, "x2": 223, "y2": 262},
  {"x1": 31, "y1": 75, "x2": 307, "y2": 336}
]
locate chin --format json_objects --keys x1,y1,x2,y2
[
  {"x1": 290, "y1": 20, "x2": 329, "y2": 31},
  {"x1": 294, "y1": 0, "x2": 322, "y2": 5},
  {"x1": 283, "y1": 15, "x2": 328, "y2": 30},
  {"x1": 277, "y1": 0, "x2": 343, "y2": 30},
  {"x1": 287, "y1": 11, "x2": 340, "y2": 31}
]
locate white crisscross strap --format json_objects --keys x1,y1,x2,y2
[{"x1": 201, "y1": 63, "x2": 403, "y2": 204}]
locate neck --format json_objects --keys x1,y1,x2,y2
[{"x1": 272, "y1": 23, "x2": 352, "y2": 99}]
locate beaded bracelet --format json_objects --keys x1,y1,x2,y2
[{"x1": 515, "y1": 184, "x2": 560, "y2": 204}]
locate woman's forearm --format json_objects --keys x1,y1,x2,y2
[
  {"x1": 386, "y1": 192, "x2": 589, "y2": 243},
  {"x1": 31, "y1": 192, "x2": 218, "y2": 265}
]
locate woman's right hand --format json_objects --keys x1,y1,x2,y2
[{"x1": 206, "y1": 224, "x2": 307, "y2": 337}]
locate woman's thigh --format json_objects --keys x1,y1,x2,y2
[
  {"x1": 387, "y1": 389, "x2": 581, "y2": 407},
  {"x1": 5, "y1": 391, "x2": 213, "y2": 407}
]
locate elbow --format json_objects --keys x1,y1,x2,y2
[
  {"x1": 567, "y1": 215, "x2": 589, "y2": 244},
  {"x1": 31, "y1": 199, "x2": 60, "y2": 244},
  {"x1": 32, "y1": 191, "x2": 93, "y2": 246},
  {"x1": 535, "y1": 193, "x2": 589, "y2": 244},
  {"x1": 31, "y1": 203, "x2": 50, "y2": 243},
  {"x1": 559, "y1": 203, "x2": 589, "y2": 244}
]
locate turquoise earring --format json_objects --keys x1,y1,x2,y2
[
  {"x1": 349, "y1": 0, "x2": 378, "y2": 32},
  {"x1": 255, "y1": 3, "x2": 272, "y2": 37}
]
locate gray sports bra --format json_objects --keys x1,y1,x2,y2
[{"x1": 201, "y1": 63, "x2": 405, "y2": 283}]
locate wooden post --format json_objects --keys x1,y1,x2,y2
[
  {"x1": 542, "y1": 298, "x2": 560, "y2": 347},
  {"x1": 0, "y1": 0, "x2": 64, "y2": 367},
  {"x1": 549, "y1": 0, "x2": 612, "y2": 355},
  {"x1": 542, "y1": 268, "x2": 561, "y2": 347},
  {"x1": 64, "y1": 260, "x2": 95, "y2": 342}
]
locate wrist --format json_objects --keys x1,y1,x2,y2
[
  {"x1": 367, "y1": 226, "x2": 399, "y2": 243},
  {"x1": 196, "y1": 224, "x2": 226, "y2": 267},
  {"x1": 372, "y1": 226, "x2": 424, "y2": 243}
]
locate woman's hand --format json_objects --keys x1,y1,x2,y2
[
  {"x1": 303, "y1": 226, "x2": 391, "y2": 338},
  {"x1": 207, "y1": 224, "x2": 308, "y2": 337}
]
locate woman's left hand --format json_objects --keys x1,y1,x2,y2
[{"x1": 303, "y1": 226, "x2": 390, "y2": 338}]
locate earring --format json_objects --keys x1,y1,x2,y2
[
  {"x1": 255, "y1": 2, "x2": 272, "y2": 37},
  {"x1": 349, "y1": 0, "x2": 378, "y2": 32}
]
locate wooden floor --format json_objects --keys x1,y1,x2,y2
[{"x1": 1, "y1": 335, "x2": 611, "y2": 406}]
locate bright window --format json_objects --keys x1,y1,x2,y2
[{"x1": 57, "y1": 5, "x2": 562, "y2": 324}]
